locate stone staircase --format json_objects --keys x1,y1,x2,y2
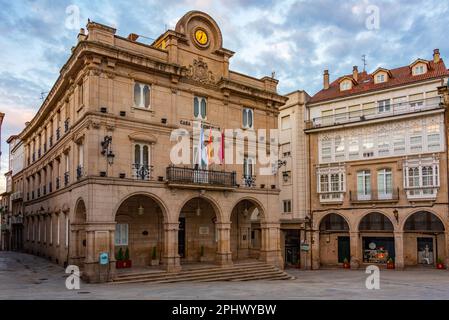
[{"x1": 111, "y1": 261, "x2": 293, "y2": 284}]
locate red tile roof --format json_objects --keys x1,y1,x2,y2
[{"x1": 309, "y1": 59, "x2": 449, "y2": 104}]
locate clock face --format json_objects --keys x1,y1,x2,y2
[{"x1": 194, "y1": 29, "x2": 208, "y2": 45}]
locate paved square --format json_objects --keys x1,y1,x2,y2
[{"x1": 1, "y1": 252, "x2": 448, "y2": 300}]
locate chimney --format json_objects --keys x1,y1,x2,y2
[
  {"x1": 323, "y1": 70, "x2": 329, "y2": 90},
  {"x1": 127, "y1": 33, "x2": 139, "y2": 42},
  {"x1": 433, "y1": 49, "x2": 440, "y2": 63},
  {"x1": 353, "y1": 66, "x2": 358, "y2": 82}
]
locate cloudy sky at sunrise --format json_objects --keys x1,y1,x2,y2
[{"x1": 0, "y1": 0, "x2": 448, "y2": 191}]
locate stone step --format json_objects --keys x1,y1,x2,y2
[
  {"x1": 112, "y1": 264, "x2": 291, "y2": 284},
  {"x1": 114, "y1": 262, "x2": 270, "y2": 280}
]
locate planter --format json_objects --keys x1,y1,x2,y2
[
  {"x1": 437, "y1": 263, "x2": 445, "y2": 270},
  {"x1": 151, "y1": 259, "x2": 160, "y2": 266},
  {"x1": 200, "y1": 256, "x2": 208, "y2": 263},
  {"x1": 387, "y1": 263, "x2": 395, "y2": 269},
  {"x1": 116, "y1": 260, "x2": 132, "y2": 269},
  {"x1": 343, "y1": 262, "x2": 350, "y2": 269}
]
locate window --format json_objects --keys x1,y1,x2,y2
[
  {"x1": 378, "y1": 134, "x2": 390, "y2": 156},
  {"x1": 377, "y1": 99, "x2": 391, "y2": 113},
  {"x1": 194, "y1": 96, "x2": 207, "y2": 120},
  {"x1": 317, "y1": 166, "x2": 345, "y2": 202},
  {"x1": 320, "y1": 138, "x2": 332, "y2": 162},
  {"x1": 134, "y1": 143, "x2": 151, "y2": 180},
  {"x1": 357, "y1": 170, "x2": 371, "y2": 200},
  {"x1": 243, "y1": 156, "x2": 255, "y2": 178},
  {"x1": 243, "y1": 108, "x2": 254, "y2": 129},
  {"x1": 404, "y1": 158, "x2": 439, "y2": 199},
  {"x1": 335, "y1": 108, "x2": 347, "y2": 123},
  {"x1": 281, "y1": 143, "x2": 291, "y2": 158},
  {"x1": 348, "y1": 137, "x2": 359, "y2": 160},
  {"x1": 65, "y1": 214, "x2": 69, "y2": 248},
  {"x1": 340, "y1": 81, "x2": 351, "y2": 91},
  {"x1": 56, "y1": 214, "x2": 60, "y2": 245},
  {"x1": 414, "y1": 65, "x2": 425, "y2": 75},
  {"x1": 115, "y1": 223, "x2": 129, "y2": 246},
  {"x1": 78, "y1": 82, "x2": 84, "y2": 106},
  {"x1": 393, "y1": 131, "x2": 405, "y2": 154},
  {"x1": 377, "y1": 169, "x2": 393, "y2": 199},
  {"x1": 282, "y1": 171, "x2": 292, "y2": 184},
  {"x1": 282, "y1": 200, "x2": 292, "y2": 213},
  {"x1": 134, "y1": 82, "x2": 151, "y2": 109},
  {"x1": 281, "y1": 115, "x2": 291, "y2": 130},
  {"x1": 334, "y1": 136, "x2": 345, "y2": 161},
  {"x1": 376, "y1": 74, "x2": 385, "y2": 83},
  {"x1": 427, "y1": 124, "x2": 440, "y2": 151}
]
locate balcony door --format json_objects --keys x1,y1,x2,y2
[
  {"x1": 357, "y1": 170, "x2": 371, "y2": 200},
  {"x1": 377, "y1": 169, "x2": 393, "y2": 200}
]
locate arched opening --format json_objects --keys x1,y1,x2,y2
[
  {"x1": 72, "y1": 199, "x2": 87, "y2": 268},
  {"x1": 115, "y1": 194, "x2": 165, "y2": 270},
  {"x1": 319, "y1": 213, "x2": 350, "y2": 266},
  {"x1": 179, "y1": 197, "x2": 218, "y2": 264},
  {"x1": 403, "y1": 211, "x2": 446, "y2": 267},
  {"x1": 230, "y1": 199, "x2": 262, "y2": 262},
  {"x1": 359, "y1": 212, "x2": 394, "y2": 264}
]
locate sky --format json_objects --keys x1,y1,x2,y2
[{"x1": 0, "y1": 0, "x2": 448, "y2": 191}]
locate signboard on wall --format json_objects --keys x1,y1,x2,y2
[{"x1": 199, "y1": 227, "x2": 209, "y2": 235}]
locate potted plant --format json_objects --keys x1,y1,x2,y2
[
  {"x1": 343, "y1": 258, "x2": 350, "y2": 269},
  {"x1": 122, "y1": 247, "x2": 132, "y2": 268},
  {"x1": 386, "y1": 257, "x2": 394, "y2": 268},
  {"x1": 200, "y1": 245, "x2": 207, "y2": 262},
  {"x1": 151, "y1": 246, "x2": 159, "y2": 266},
  {"x1": 436, "y1": 258, "x2": 445, "y2": 270},
  {"x1": 116, "y1": 247, "x2": 124, "y2": 269}
]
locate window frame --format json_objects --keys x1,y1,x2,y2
[
  {"x1": 115, "y1": 223, "x2": 129, "y2": 246},
  {"x1": 133, "y1": 82, "x2": 152, "y2": 109}
]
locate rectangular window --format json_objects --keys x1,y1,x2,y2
[
  {"x1": 377, "y1": 99, "x2": 391, "y2": 113},
  {"x1": 281, "y1": 115, "x2": 291, "y2": 130},
  {"x1": 282, "y1": 200, "x2": 292, "y2": 213},
  {"x1": 65, "y1": 214, "x2": 69, "y2": 248},
  {"x1": 334, "y1": 136, "x2": 345, "y2": 161},
  {"x1": 243, "y1": 108, "x2": 254, "y2": 129},
  {"x1": 194, "y1": 96, "x2": 207, "y2": 120},
  {"x1": 348, "y1": 137, "x2": 359, "y2": 160},
  {"x1": 133, "y1": 143, "x2": 151, "y2": 180},
  {"x1": 78, "y1": 82, "x2": 84, "y2": 106},
  {"x1": 334, "y1": 107, "x2": 346, "y2": 123},
  {"x1": 318, "y1": 170, "x2": 345, "y2": 202},
  {"x1": 134, "y1": 82, "x2": 151, "y2": 109},
  {"x1": 243, "y1": 156, "x2": 255, "y2": 178},
  {"x1": 376, "y1": 74, "x2": 385, "y2": 83},
  {"x1": 393, "y1": 132, "x2": 406, "y2": 154},
  {"x1": 321, "y1": 110, "x2": 333, "y2": 126},
  {"x1": 410, "y1": 136, "x2": 423, "y2": 153},
  {"x1": 115, "y1": 223, "x2": 129, "y2": 246},
  {"x1": 378, "y1": 134, "x2": 390, "y2": 156},
  {"x1": 321, "y1": 139, "x2": 332, "y2": 162},
  {"x1": 377, "y1": 169, "x2": 393, "y2": 199},
  {"x1": 349, "y1": 105, "x2": 361, "y2": 119},
  {"x1": 357, "y1": 170, "x2": 371, "y2": 200},
  {"x1": 427, "y1": 124, "x2": 441, "y2": 151}
]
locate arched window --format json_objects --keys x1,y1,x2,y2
[
  {"x1": 320, "y1": 213, "x2": 349, "y2": 231},
  {"x1": 404, "y1": 211, "x2": 444, "y2": 232},
  {"x1": 134, "y1": 82, "x2": 151, "y2": 109},
  {"x1": 133, "y1": 144, "x2": 151, "y2": 180},
  {"x1": 359, "y1": 212, "x2": 393, "y2": 231}
]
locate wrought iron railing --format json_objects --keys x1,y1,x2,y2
[
  {"x1": 132, "y1": 164, "x2": 153, "y2": 181},
  {"x1": 49, "y1": 136, "x2": 53, "y2": 148},
  {"x1": 76, "y1": 165, "x2": 84, "y2": 180},
  {"x1": 64, "y1": 119, "x2": 70, "y2": 133},
  {"x1": 64, "y1": 172, "x2": 69, "y2": 186},
  {"x1": 349, "y1": 188, "x2": 400, "y2": 202},
  {"x1": 56, "y1": 127, "x2": 61, "y2": 141},
  {"x1": 56, "y1": 177, "x2": 60, "y2": 190},
  {"x1": 242, "y1": 175, "x2": 257, "y2": 188},
  {"x1": 166, "y1": 166, "x2": 237, "y2": 187},
  {"x1": 48, "y1": 182, "x2": 52, "y2": 193}
]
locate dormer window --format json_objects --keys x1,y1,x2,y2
[
  {"x1": 340, "y1": 81, "x2": 351, "y2": 91},
  {"x1": 376, "y1": 74, "x2": 385, "y2": 83},
  {"x1": 414, "y1": 65, "x2": 425, "y2": 75}
]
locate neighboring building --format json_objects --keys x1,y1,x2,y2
[
  {"x1": 7, "y1": 135, "x2": 25, "y2": 251},
  {"x1": 304, "y1": 49, "x2": 449, "y2": 269},
  {"x1": 19, "y1": 11, "x2": 287, "y2": 282},
  {"x1": 278, "y1": 90, "x2": 311, "y2": 268}
]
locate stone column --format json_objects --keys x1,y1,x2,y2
[
  {"x1": 394, "y1": 231, "x2": 404, "y2": 270},
  {"x1": 215, "y1": 222, "x2": 233, "y2": 266},
  {"x1": 162, "y1": 222, "x2": 181, "y2": 272},
  {"x1": 311, "y1": 230, "x2": 320, "y2": 270},
  {"x1": 444, "y1": 232, "x2": 449, "y2": 270},
  {"x1": 259, "y1": 223, "x2": 283, "y2": 269},
  {"x1": 350, "y1": 231, "x2": 361, "y2": 269}
]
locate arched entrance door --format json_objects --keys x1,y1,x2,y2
[
  {"x1": 319, "y1": 213, "x2": 350, "y2": 266},
  {"x1": 115, "y1": 194, "x2": 165, "y2": 268},
  {"x1": 72, "y1": 199, "x2": 87, "y2": 268},
  {"x1": 404, "y1": 211, "x2": 445, "y2": 267},
  {"x1": 359, "y1": 212, "x2": 394, "y2": 264},
  {"x1": 179, "y1": 197, "x2": 218, "y2": 263},
  {"x1": 230, "y1": 199, "x2": 262, "y2": 262}
]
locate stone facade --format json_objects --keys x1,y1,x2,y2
[{"x1": 15, "y1": 11, "x2": 287, "y2": 282}]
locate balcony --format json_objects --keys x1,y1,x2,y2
[
  {"x1": 64, "y1": 119, "x2": 70, "y2": 133},
  {"x1": 37, "y1": 188, "x2": 41, "y2": 198},
  {"x1": 44, "y1": 143, "x2": 47, "y2": 153},
  {"x1": 43, "y1": 185, "x2": 47, "y2": 196},
  {"x1": 56, "y1": 177, "x2": 60, "y2": 190},
  {"x1": 132, "y1": 164, "x2": 153, "y2": 181},
  {"x1": 307, "y1": 97, "x2": 443, "y2": 129},
  {"x1": 56, "y1": 128, "x2": 61, "y2": 141},
  {"x1": 166, "y1": 166, "x2": 237, "y2": 189},
  {"x1": 349, "y1": 188, "x2": 400, "y2": 203},
  {"x1": 64, "y1": 172, "x2": 70, "y2": 186},
  {"x1": 49, "y1": 136, "x2": 53, "y2": 148},
  {"x1": 319, "y1": 192, "x2": 345, "y2": 203},
  {"x1": 48, "y1": 182, "x2": 52, "y2": 193},
  {"x1": 38, "y1": 148, "x2": 41, "y2": 158},
  {"x1": 32, "y1": 152, "x2": 36, "y2": 163},
  {"x1": 32, "y1": 191, "x2": 35, "y2": 200},
  {"x1": 242, "y1": 175, "x2": 257, "y2": 188},
  {"x1": 405, "y1": 187, "x2": 438, "y2": 200},
  {"x1": 11, "y1": 191, "x2": 23, "y2": 201}
]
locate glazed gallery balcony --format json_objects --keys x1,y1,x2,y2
[
  {"x1": 166, "y1": 165, "x2": 237, "y2": 190},
  {"x1": 307, "y1": 97, "x2": 443, "y2": 129}
]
